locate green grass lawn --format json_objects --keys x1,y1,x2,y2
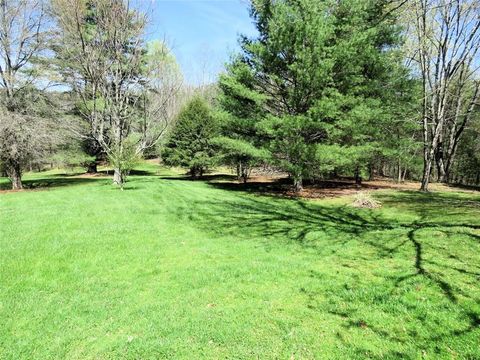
[{"x1": 1, "y1": 164, "x2": 479, "y2": 359}]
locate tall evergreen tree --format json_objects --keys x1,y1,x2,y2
[
  {"x1": 222, "y1": 0, "x2": 336, "y2": 191},
  {"x1": 314, "y1": 0, "x2": 416, "y2": 184},
  {"x1": 216, "y1": 61, "x2": 269, "y2": 183},
  {"x1": 220, "y1": 0, "x2": 413, "y2": 191}
]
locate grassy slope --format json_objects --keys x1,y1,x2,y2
[{"x1": 1, "y1": 164, "x2": 479, "y2": 359}]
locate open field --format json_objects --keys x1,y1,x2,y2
[{"x1": 1, "y1": 164, "x2": 479, "y2": 359}]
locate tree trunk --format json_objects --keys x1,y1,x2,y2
[
  {"x1": 397, "y1": 161, "x2": 402, "y2": 183},
  {"x1": 113, "y1": 167, "x2": 125, "y2": 188},
  {"x1": 381, "y1": 163, "x2": 387, "y2": 177},
  {"x1": 7, "y1": 165, "x2": 23, "y2": 190},
  {"x1": 369, "y1": 162, "x2": 375, "y2": 181},
  {"x1": 421, "y1": 130, "x2": 438, "y2": 192},
  {"x1": 241, "y1": 163, "x2": 248, "y2": 184},
  {"x1": 87, "y1": 162, "x2": 97, "y2": 174},
  {"x1": 190, "y1": 166, "x2": 200, "y2": 179},
  {"x1": 293, "y1": 177, "x2": 303, "y2": 192},
  {"x1": 354, "y1": 166, "x2": 362, "y2": 187},
  {"x1": 236, "y1": 163, "x2": 241, "y2": 181},
  {"x1": 436, "y1": 153, "x2": 447, "y2": 183},
  {"x1": 420, "y1": 157, "x2": 432, "y2": 192},
  {"x1": 438, "y1": 167, "x2": 446, "y2": 183}
]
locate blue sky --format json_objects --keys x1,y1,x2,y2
[{"x1": 144, "y1": 0, "x2": 257, "y2": 85}]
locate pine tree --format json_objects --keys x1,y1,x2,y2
[
  {"x1": 216, "y1": 61, "x2": 269, "y2": 183},
  {"x1": 162, "y1": 97, "x2": 218, "y2": 178},
  {"x1": 222, "y1": 0, "x2": 336, "y2": 191},
  {"x1": 310, "y1": 0, "x2": 415, "y2": 184},
  {"x1": 221, "y1": 0, "x2": 413, "y2": 190}
]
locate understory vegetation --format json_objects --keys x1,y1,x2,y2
[{"x1": 1, "y1": 164, "x2": 479, "y2": 359}]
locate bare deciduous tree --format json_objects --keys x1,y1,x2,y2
[
  {"x1": 404, "y1": 0, "x2": 480, "y2": 191},
  {"x1": 0, "y1": 105, "x2": 54, "y2": 189},
  {"x1": 137, "y1": 40, "x2": 184, "y2": 154},
  {"x1": 0, "y1": 0, "x2": 51, "y2": 189},
  {"x1": 52, "y1": 0, "x2": 183, "y2": 186}
]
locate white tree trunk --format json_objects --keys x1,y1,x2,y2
[{"x1": 113, "y1": 168, "x2": 124, "y2": 187}]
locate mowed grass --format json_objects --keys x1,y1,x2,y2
[{"x1": 1, "y1": 164, "x2": 479, "y2": 359}]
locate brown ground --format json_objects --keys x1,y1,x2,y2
[
  {"x1": 231, "y1": 175, "x2": 478, "y2": 199},
  {"x1": 74, "y1": 172, "x2": 110, "y2": 179}
]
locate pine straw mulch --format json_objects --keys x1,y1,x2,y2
[{"x1": 220, "y1": 176, "x2": 479, "y2": 200}]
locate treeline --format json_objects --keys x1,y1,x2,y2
[{"x1": 1, "y1": 0, "x2": 479, "y2": 192}]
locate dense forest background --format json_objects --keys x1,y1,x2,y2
[{"x1": 1, "y1": 0, "x2": 479, "y2": 191}]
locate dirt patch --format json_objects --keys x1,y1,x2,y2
[
  {"x1": 0, "y1": 188, "x2": 25, "y2": 194},
  {"x1": 296, "y1": 180, "x2": 477, "y2": 199},
  {"x1": 247, "y1": 174, "x2": 286, "y2": 183},
  {"x1": 73, "y1": 173, "x2": 110, "y2": 179},
  {"x1": 285, "y1": 186, "x2": 360, "y2": 199},
  {"x1": 217, "y1": 176, "x2": 478, "y2": 199}
]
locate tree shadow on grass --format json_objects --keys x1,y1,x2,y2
[
  {"x1": 377, "y1": 190, "x2": 480, "y2": 211},
  {"x1": 184, "y1": 188, "x2": 480, "y2": 355},
  {"x1": 189, "y1": 189, "x2": 479, "y2": 286},
  {"x1": 0, "y1": 176, "x2": 108, "y2": 191},
  {"x1": 447, "y1": 183, "x2": 480, "y2": 192}
]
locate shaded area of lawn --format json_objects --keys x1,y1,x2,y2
[
  {"x1": 178, "y1": 184, "x2": 480, "y2": 357},
  {"x1": 0, "y1": 176, "x2": 107, "y2": 190}
]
